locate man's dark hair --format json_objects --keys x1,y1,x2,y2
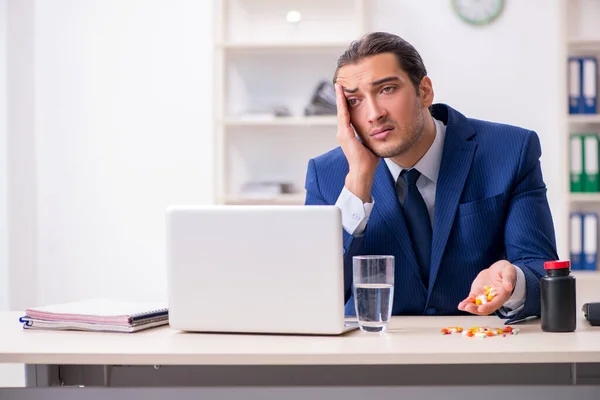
[{"x1": 333, "y1": 32, "x2": 427, "y2": 93}]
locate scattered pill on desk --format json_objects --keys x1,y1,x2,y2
[
  {"x1": 440, "y1": 326, "x2": 519, "y2": 338},
  {"x1": 440, "y1": 326, "x2": 463, "y2": 334}
]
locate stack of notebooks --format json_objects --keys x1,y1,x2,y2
[{"x1": 19, "y1": 298, "x2": 169, "y2": 333}]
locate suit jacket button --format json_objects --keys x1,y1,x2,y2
[{"x1": 426, "y1": 308, "x2": 437, "y2": 315}]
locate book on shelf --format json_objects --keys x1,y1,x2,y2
[{"x1": 19, "y1": 298, "x2": 169, "y2": 333}]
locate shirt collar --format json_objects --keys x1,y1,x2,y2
[{"x1": 384, "y1": 117, "x2": 446, "y2": 184}]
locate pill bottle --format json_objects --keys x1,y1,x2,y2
[{"x1": 541, "y1": 260, "x2": 576, "y2": 332}]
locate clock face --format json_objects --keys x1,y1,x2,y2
[{"x1": 452, "y1": 0, "x2": 505, "y2": 26}]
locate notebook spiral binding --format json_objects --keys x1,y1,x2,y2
[
  {"x1": 129, "y1": 308, "x2": 169, "y2": 323},
  {"x1": 131, "y1": 314, "x2": 169, "y2": 327}
]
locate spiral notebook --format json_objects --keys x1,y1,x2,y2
[{"x1": 19, "y1": 298, "x2": 169, "y2": 333}]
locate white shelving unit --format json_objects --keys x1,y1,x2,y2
[
  {"x1": 223, "y1": 193, "x2": 307, "y2": 205},
  {"x1": 568, "y1": 38, "x2": 600, "y2": 52},
  {"x1": 566, "y1": 0, "x2": 600, "y2": 271},
  {"x1": 222, "y1": 115, "x2": 337, "y2": 127},
  {"x1": 213, "y1": 0, "x2": 367, "y2": 205},
  {"x1": 568, "y1": 114, "x2": 600, "y2": 124},
  {"x1": 219, "y1": 42, "x2": 353, "y2": 51},
  {"x1": 570, "y1": 193, "x2": 600, "y2": 203}
]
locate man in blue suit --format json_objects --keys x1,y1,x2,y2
[{"x1": 304, "y1": 32, "x2": 558, "y2": 324}]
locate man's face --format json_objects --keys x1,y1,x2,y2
[{"x1": 335, "y1": 53, "x2": 428, "y2": 159}]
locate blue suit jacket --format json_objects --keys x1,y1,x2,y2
[{"x1": 304, "y1": 104, "x2": 558, "y2": 323}]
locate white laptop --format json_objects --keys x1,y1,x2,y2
[{"x1": 165, "y1": 204, "x2": 358, "y2": 335}]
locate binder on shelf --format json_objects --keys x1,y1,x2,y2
[
  {"x1": 583, "y1": 57, "x2": 598, "y2": 114},
  {"x1": 570, "y1": 212, "x2": 584, "y2": 270},
  {"x1": 583, "y1": 134, "x2": 600, "y2": 192},
  {"x1": 569, "y1": 57, "x2": 582, "y2": 114},
  {"x1": 570, "y1": 133, "x2": 600, "y2": 193},
  {"x1": 583, "y1": 213, "x2": 598, "y2": 271},
  {"x1": 569, "y1": 56, "x2": 598, "y2": 114},
  {"x1": 570, "y1": 135, "x2": 584, "y2": 192}
]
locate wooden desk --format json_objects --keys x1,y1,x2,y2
[
  {"x1": 1, "y1": 312, "x2": 600, "y2": 367},
  {"x1": 1, "y1": 272, "x2": 599, "y2": 400}
]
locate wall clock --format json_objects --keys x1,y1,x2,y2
[{"x1": 452, "y1": 0, "x2": 505, "y2": 26}]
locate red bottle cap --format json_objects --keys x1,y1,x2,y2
[{"x1": 544, "y1": 260, "x2": 571, "y2": 270}]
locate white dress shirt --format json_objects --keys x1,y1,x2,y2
[{"x1": 334, "y1": 117, "x2": 525, "y2": 315}]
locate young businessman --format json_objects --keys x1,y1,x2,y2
[{"x1": 304, "y1": 32, "x2": 558, "y2": 323}]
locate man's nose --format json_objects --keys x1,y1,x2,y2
[{"x1": 366, "y1": 99, "x2": 386, "y2": 124}]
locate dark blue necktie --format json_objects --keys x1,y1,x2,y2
[{"x1": 399, "y1": 169, "x2": 432, "y2": 286}]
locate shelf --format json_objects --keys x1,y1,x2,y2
[
  {"x1": 570, "y1": 193, "x2": 600, "y2": 202},
  {"x1": 571, "y1": 270, "x2": 600, "y2": 278},
  {"x1": 568, "y1": 37, "x2": 600, "y2": 50},
  {"x1": 224, "y1": 193, "x2": 306, "y2": 205},
  {"x1": 568, "y1": 114, "x2": 600, "y2": 124},
  {"x1": 219, "y1": 42, "x2": 349, "y2": 51},
  {"x1": 224, "y1": 116, "x2": 336, "y2": 127}
]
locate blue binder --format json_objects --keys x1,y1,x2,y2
[
  {"x1": 570, "y1": 212, "x2": 584, "y2": 270},
  {"x1": 582, "y1": 57, "x2": 598, "y2": 115},
  {"x1": 569, "y1": 57, "x2": 582, "y2": 114},
  {"x1": 583, "y1": 212, "x2": 598, "y2": 271},
  {"x1": 569, "y1": 56, "x2": 598, "y2": 114}
]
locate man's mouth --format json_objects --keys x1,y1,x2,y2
[{"x1": 370, "y1": 125, "x2": 394, "y2": 140}]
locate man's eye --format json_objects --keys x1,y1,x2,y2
[
  {"x1": 382, "y1": 86, "x2": 395, "y2": 93},
  {"x1": 347, "y1": 99, "x2": 358, "y2": 106}
]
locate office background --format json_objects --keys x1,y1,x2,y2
[{"x1": 0, "y1": 0, "x2": 599, "y2": 387}]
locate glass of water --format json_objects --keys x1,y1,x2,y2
[{"x1": 353, "y1": 255, "x2": 395, "y2": 333}]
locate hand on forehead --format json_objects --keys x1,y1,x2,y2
[{"x1": 335, "y1": 53, "x2": 407, "y2": 94}]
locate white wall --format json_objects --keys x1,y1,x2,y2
[
  {"x1": 0, "y1": 0, "x2": 7, "y2": 311},
  {"x1": 7, "y1": 0, "x2": 38, "y2": 311},
  {"x1": 370, "y1": 0, "x2": 568, "y2": 258},
  {"x1": 0, "y1": 0, "x2": 28, "y2": 388},
  {"x1": 31, "y1": 0, "x2": 214, "y2": 305}
]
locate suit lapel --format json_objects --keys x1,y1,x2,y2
[
  {"x1": 371, "y1": 159, "x2": 423, "y2": 289},
  {"x1": 427, "y1": 105, "x2": 477, "y2": 295}
]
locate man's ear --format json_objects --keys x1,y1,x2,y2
[{"x1": 419, "y1": 76, "x2": 434, "y2": 108}]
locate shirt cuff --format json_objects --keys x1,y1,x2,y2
[
  {"x1": 334, "y1": 186, "x2": 374, "y2": 236},
  {"x1": 498, "y1": 264, "x2": 526, "y2": 316}
]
